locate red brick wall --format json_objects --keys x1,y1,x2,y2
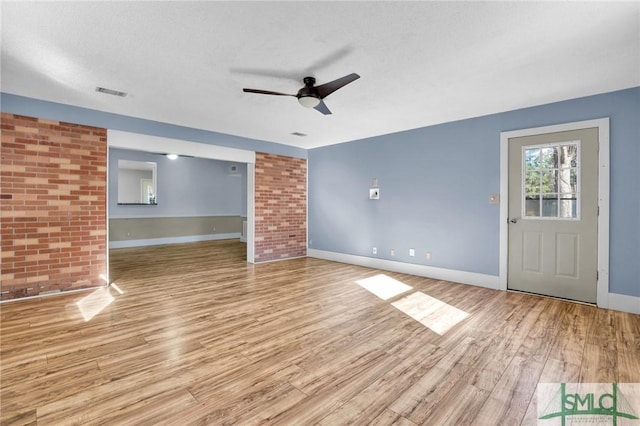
[
  {"x1": 0, "y1": 113, "x2": 107, "y2": 300},
  {"x1": 254, "y1": 152, "x2": 306, "y2": 262}
]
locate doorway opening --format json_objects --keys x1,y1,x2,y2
[{"x1": 106, "y1": 130, "x2": 257, "y2": 284}]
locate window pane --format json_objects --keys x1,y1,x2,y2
[
  {"x1": 525, "y1": 148, "x2": 540, "y2": 169},
  {"x1": 541, "y1": 194, "x2": 558, "y2": 217},
  {"x1": 525, "y1": 195, "x2": 540, "y2": 217},
  {"x1": 541, "y1": 170, "x2": 558, "y2": 193},
  {"x1": 541, "y1": 147, "x2": 558, "y2": 169},
  {"x1": 558, "y1": 169, "x2": 576, "y2": 192},
  {"x1": 525, "y1": 171, "x2": 540, "y2": 195},
  {"x1": 559, "y1": 144, "x2": 578, "y2": 168},
  {"x1": 559, "y1": 194, "x2": 577, "y2": 218}
]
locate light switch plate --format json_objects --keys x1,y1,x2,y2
[{"x1": 369, "y1": 188, "x2": 380, "y2": 199}]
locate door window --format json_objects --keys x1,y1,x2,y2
[{"x1": 522, "y1": 142, "x2": 580, "y2": 219}]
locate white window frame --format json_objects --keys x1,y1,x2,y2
[{"x1": 521, "y1": 140, "x2": 581, "y2": 221}]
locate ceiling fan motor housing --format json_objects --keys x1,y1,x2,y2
[{"x1": 297, "y1": 76, "x2": 320, "y2": 107}]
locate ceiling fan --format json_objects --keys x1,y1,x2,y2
[{"x1": 242, "y1": 73, "x2": 360, "y2": 115}]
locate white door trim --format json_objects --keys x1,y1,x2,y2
[{"x1": 499, "y1": 118, "x2": 610, "y2": 308}]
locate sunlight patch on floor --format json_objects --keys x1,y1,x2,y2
[
  {"x1": 76, "y1": 287, "x2": 114, "y2": 321},
  {"x1": 110, "y1": 283, "x2": 124, "y2": 294},
  {"x1": 392, "y1": 291, "x2": 469, "y2": 335},
  {"x1": 355, "y1": 274, "x2": 413, "y2": 300}
]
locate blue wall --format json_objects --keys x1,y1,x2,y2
[
  {"x1": 110, "y1": 148, "x2": 246, "y2": 218},
  {"x1": 2, "y1": 89, "x2": 637, "y2": 297},
  {"x1": 0, "y1": 93, "x2": 306, "y2": 159},
  {"x1": 308, "y1": 87, "x2": 639, "y2": 298}
]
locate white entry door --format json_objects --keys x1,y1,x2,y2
[{"x1": 507, "y1": 128, "x2": 599, "y2": 303}]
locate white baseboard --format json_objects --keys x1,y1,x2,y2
[
  {"x1": 0, "y1": 285, "x2": 107, "y2": 304},
  {"x1": 109, "y1": 233, "x2": 241, "y2": 249},
  {"x1": 307, "y1": 250, "x2": 639, "y2": 315},
  {"x1": 255, "y1": 254, "x2": 307, "y2": 264},
  {"x1": 307, "y1": 249, "x2": 500, "y2": 290},
  {"x1": 608, "y1": 292, "x2": 640, "y2": 315}
]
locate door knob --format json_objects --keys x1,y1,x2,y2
[{"x1": 509, "y1": 218, "x2": 518, "y2": 224}]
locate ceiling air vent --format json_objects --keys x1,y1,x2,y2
[
  {"x1": 95, "y1": 86, "x2": 127, "y2": 97},
  {"x1": 291, "y1": 132, "x2": 307, "y2": 137}
]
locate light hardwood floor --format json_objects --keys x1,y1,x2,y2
[{"x1": 1, "y1": 240, "x2": 639, "y2": 425}]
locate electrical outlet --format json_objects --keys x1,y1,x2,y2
[
  {"x1": 409, "y1": 248, "x2": 415, "y2": 257},
  {"x1": 426, "y1": 252, "x2": 432, "y2": 261},
  {"x1": 372, "y1": 247, "x2": 377, "y2": 254},
  {"x1": 390, "y1": 249, "x2": 395, "y2": 257}
]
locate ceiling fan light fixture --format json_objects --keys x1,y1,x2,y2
[{"x1": 298, "y1": 95, "x2": 320, "y2": 108}]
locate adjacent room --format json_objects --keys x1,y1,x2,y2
[
  {"x1": 1, "y1": 2, "x2": 639, "y2": 425},
  {"x1": 109, "y1": 146, "x2": 248, "y2": 250}
]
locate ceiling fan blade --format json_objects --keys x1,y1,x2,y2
[
  {"x1": 314, "y1": 100, "x2": 332, "y2": 115},
  {"x1": 302, "y1": 46, "x2": 353, "y2": 76},
  {"x1": 315, "y1": 73, "x2": 360, "y2": 99},
  {"x1": 231, "y1": 67, "x2": 300, "y2": 82},
  {"x1": 242, "y1": 88, "x2": 295, "y2": 97}
]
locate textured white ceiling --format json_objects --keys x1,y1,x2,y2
[{"x1": 2, "y1": 1, "x2": 638, "y2": 149}]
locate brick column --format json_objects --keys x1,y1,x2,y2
[
  {"x1": 1, "y1": 113, "x2": 107, "y2": 300},
  {"x1": 254, "y1": 152, "x2": 306, "y2": 262}
]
